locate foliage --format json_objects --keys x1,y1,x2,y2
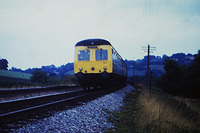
[
  {"x1": 108, "y1": 84, "x2": 200, "y2": 133},
  {"x1": 47, "y1": 77, "x2": 62, "y2": 85},
  {"x1": 23, "y1": 63, "x2": 74, "y2": 79},
  {"x1": 41, "y1": 65, "x2": 56, "y2": 74},
  {"x1": 0, "y1": 69, "x2": 33, "y2": 88},
  {"x1": 137, "y1": 85, "x2": 200, "y2": 132},
  {"x1": 62, "y1": 75, "x2": 78, "y2": 85},
  {"x1": 1, "y1": 64, "x2": 77, "y2": 88},
  {"x1": 163, "y1": 58, "x2": 183, "y2": 82},
  {"x1": 0, "y1": 58, "x2": 8, "y2": 70},
  {"x1": 187, "y1": 50, "x2": 200, "y2": 81},
  {"x1": 159, "y1": 58, "x2": 185, "y2": 94},
  {"x1": 30, "y1": 69, "x2": 49, "y2": 84},
  {"x1": 107, "y1": 84, "x2": 141, "y2": 132},
  {"x1": 29, "y1": 69, "x2": 78, "y2": 86},
  {"x1": 159, "y1": 50, "x2": 200, "y2": 98},
  {"x1": 10, "y1": 67, "x2": 24, "y2": 72}
]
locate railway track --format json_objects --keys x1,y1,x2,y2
[
  {"x1": 0, "y1": 88, "x2": 87, "y2": 124},
  {"x1": 0, "y1": 84, "x2": 126, "y2": 132},
  {"x1": 0, "y1": 85, "x2": 80, "y2": 102}
]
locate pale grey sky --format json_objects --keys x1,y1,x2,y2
[{"x1": 0, "y1": 0, "x2": 200, "y2": 70}]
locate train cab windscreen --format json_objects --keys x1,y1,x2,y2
[
  {"x1": 78, "y1": 50, "x2": 90, "y2": 61},
  {"x1": 96, "y1": 50, "x2": 108, "y2": 60}
]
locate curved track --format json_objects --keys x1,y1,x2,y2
[
  {"x1": 0, "y1": 85, "x2": 80, "y2": 102},
  {"x1": 0, "y1": 84, "x2": 126, "y2": 132},
  {"x1": 0, "y1": 88, "x2": 86, "y2": 124}
]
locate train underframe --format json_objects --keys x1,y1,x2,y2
[{"x1": 75, "y1": 71, "x2": 127, "y2": 90}]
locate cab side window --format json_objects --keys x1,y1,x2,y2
[
  {"x1": 96, "y1": 50, "x2": 108, "y2": 60},
  {"x1": 78, "y1": 50, "x2": 90, "y2": 61}
]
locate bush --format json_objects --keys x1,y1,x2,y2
[
  {"x1": 62, "y1": 75, "x2": 78, "y2": 85},
  {"x1": 108, "y1": 84, "x2": 200, "y2": 132},
  {"x1": 30, "y1": 70, "x2": 49, "y2": 84},
  {"x1": 158, "y1": 51, "x2": 200, "y2": 98}
]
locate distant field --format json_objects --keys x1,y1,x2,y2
[{"x1": 0, "y1": 70, "x2": 32, "y2": 80}]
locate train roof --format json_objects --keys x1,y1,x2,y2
[{"x1": 75, "y1": 39, "x2": 111, "y2": 46}]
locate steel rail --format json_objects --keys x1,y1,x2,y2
[
  {"x1": 0, "y1": 84, "x2": 126, "y2": 132},
  {"x1": 0, "y1": 93, "x2": 89, "y2": 123},
  {"x1": 0, "y1": 85, "x2": 77, "y2": 97},
  {"x1": 0, "y1": 89, "x2": 84, "y2": 112},
  {"x1": 0, "y1": 88, "x2": 89, "y2": 124}
]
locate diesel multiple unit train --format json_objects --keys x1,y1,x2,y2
[{"x1": 74, "y1": 39, "x2": 127, "y2": 89}]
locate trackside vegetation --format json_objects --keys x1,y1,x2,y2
[
  {"x1": 0, "y1": 69, "x2": 78, "y2": 89},
  {"x1": 107, "y1": 84, "x2": 200, "y2": 132},
  {"x1": 158, "y1": 50, "x2": 200, "y2": 98},
  {"x1": 107, "y1": 51, "x2": 200, "y2": 132},
  {"x1": 30, "y1": 69, "x2": 78, "y2": 86},
  {"x1": 0, "y1": 70, "x2": 33, "y2": 88}
]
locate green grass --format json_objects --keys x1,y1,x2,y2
[
  {"x1": 0, "y1": 70, "x2": 32, "y2": 80},
  {"x1": 107, "y1": 85, "x2": 141, "y2": 132},
  {"x1": 107, "y1": 84, "x2": 200, "y2": 133},
  {"x1": 0, "y1": 70, "x2": 33, "y2": 88}
]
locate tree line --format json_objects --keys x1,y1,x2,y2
[
  {"x1": 30, "y1": 69, "x2": 78, "y2": 86},
  {"x1": 0, "y1": 59, "x2": 77, "y2": 87},
  {"x1": 158, "y1": 50, "x2": 200, "y2": 98}
]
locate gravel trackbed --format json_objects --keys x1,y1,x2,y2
[{"x1": 12, "y1": 84, "x2": 134, "y2": 133}]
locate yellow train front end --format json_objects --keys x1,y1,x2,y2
[
  {"x1": 74, "y1": 39, "x2": 113, "y2": 89},
  {"x1": 74, "y1": 45, "x2": 112, "y2": 74}
]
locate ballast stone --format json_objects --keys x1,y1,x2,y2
[{"x1": 13, "y1": 85, "x2": 134, "y2": 133}]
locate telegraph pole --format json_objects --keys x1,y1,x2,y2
[
  {"x1": 147, "y1": 45, "x2": 150, "y2": 85},
  {"x1": 142, "y1": 44, "x2": 156, "y2": 91},
  {"x1": 149, "y1": 69, "x2": 152, "y2": 94}
]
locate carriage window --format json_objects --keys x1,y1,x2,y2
[
  {"x1": 96, "y1": 50, "x2": 108, "y2": 60},
  {"x1": 78, "y1": 50, "x2": 90, "y2": 61}
]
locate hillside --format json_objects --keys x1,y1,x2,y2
[
  {"x1": 126, "y1": 53, "x2": 194, "y2": 77},
  {"x1": 0, "y1": 70, "x2": 32, "y2": 80},
  {"x1": 0, "y1": 70, "x2": 33, "y2": 88}
]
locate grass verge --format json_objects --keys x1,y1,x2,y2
[{"x1": 107, "y1": 84, "x2": 200, "y2": 133}]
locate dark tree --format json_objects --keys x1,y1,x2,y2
[
  {"x1": 163, "y1": 58, "x2": 183, "y2": 82},
  {"x1": 188, "y1": 50, "x2": 200, "y2": 80},
  {"x1": 63, "y1": 75, "x2": 78, "y2": 85},
  {"x1": 159, "y1": 58, "x2": 185, "y2": 94},
  {"x1": 185, "y1": 50, "x2": 200, "y2": 97},
  {"x1": 30, "y1": 69, "x2": 49, "y2": 84},
  {"x1": 159, "y1": 50, "x2": 200, "y2": 98},
  {"x1": 0, "y1": 58, "x2": 8, "y2": 70}
]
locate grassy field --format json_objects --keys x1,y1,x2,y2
[
  {"x1": 0, "y1": 70, "x2": 32, "y2": 80},
  {"x1": 0, "y1": 70, "x2": 33, "y2": 88},
  {"x1": 107, "y1": 84, "x2": 200, "y2": 132}
]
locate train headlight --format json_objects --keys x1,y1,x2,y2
[
  {"x1": 91, "y1": 67, "x2": 95, "y2": 71},
  {"x1": 104, "y1": 67, "x2": 107, "y2": 71},
  {"x1": 79, "y1": 67, "x2": 83, "y2": 71}
]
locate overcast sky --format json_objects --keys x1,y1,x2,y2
[{"x1": 0, "y1": 0, "x2": 200, "y2": 70}]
